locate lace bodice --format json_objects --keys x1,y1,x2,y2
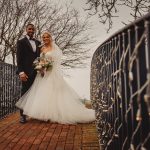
[
  {"x1": 40, "y1": 45, "x2": 62, "y2": 69},
  {"x1": 40, "y1": 50, "x2": 54, "y2": 59}
]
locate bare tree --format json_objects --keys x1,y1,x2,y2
[
  {"x1": 0, "y1": 0, "x2": 42, "y2": 64},
  {"x1": 86, "y1": 0, "x2": 150, "y2": 32},
  {"x1": 0, "y1": 0, "x2": 94, "y2": 69}
]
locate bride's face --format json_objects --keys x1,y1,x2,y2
[{"x1": 42, "y1": 33, "x2": 52, "y2": 45}]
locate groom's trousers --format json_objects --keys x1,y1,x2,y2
[{"x1": 20, "y1": 73, "x2": 36, "y2": 116}]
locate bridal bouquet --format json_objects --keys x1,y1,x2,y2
[{"x1": 33, "y1": 54, "x2": 53, "y2": 77}]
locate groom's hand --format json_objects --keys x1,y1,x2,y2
[{"x1": 19, "y1": 72, "x2": 28, "y2": 81}]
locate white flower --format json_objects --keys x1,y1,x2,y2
[{"x1": 35, "y1": 65, "x2": 42, "y2": 70}]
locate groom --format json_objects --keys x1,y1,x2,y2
[{"x1": 16, "y1": 23, "x2": 41, "y2": 123}]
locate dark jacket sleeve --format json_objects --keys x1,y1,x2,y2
[
  {"x1": 36, "y1": 40, "x2": 41, "y2": 57},
  {"x1": 16, "y1": 40, "x2": 24, "y2": 74}
]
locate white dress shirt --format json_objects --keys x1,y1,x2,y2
[
  {"x1": 26, "y1": 35, "x2": 36, "y2": 52},
  {"x1": 19, "y1": 35, "x2": 36, "y2": 76}
]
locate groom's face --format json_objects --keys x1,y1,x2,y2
[{"x1": 26, "y1": 25, "x2": 35, "y2": 38}]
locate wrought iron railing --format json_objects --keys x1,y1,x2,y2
[
  {"x1": 91, "y1": 13, "x2": 150, "y2": 150},
  {"x1": 0, "y1": 62, "x2": 21, "y2": 119}
]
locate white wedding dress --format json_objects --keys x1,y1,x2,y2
[{"x1": 16, "y1": 43, "x2": 95, "y2": 124}]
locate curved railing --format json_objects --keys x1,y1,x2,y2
[
  {"x1": 91, "y1": 13, "x2": 150, "y2": 150},
  {"x1": 0, "y1": 62, "x2": 21, "y2": 119}
]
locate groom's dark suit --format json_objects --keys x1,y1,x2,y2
[
  {"x1": 17, "y1": 36, "x2": 41, "y2": 95},
  {"x1": 16, "y1": 36, "x2": 41, "y2": 116}
]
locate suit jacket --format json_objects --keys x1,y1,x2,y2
[{"x1": 16, "y1": 36, "x2": 41, "y2": 77}]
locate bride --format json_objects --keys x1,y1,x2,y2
[{"x1": 16, "y1": 32, "x2": 95, "y2": 124}]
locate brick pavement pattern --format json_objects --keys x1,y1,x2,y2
[{"x1": 0, "y1": 113, "x2": 99, "y2": 150}]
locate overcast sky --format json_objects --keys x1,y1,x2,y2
[
  {"x1": 4, "y1": 0, "x2": 146, "y2": 100},
  {"x1": 61, "y1": 0, "x2": 134, "y2": 100}
]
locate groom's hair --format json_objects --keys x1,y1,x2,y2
[{"x1": 26, "y1": 23, "x2": 34, "y2": 28}]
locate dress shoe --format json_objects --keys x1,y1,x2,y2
[{"x1": 20, "y1": 115, "x2": 27, "y2": 124}]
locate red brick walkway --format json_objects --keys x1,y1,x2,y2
[{"x1": 0, "y1": 113, "x2": 99, "y2": 150}]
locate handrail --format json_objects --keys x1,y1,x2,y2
[
  {"x1": 0, "y1": 62, "x2": 21, "y2": 119},
  {"x1": 91, "y1": 12, "x2": 150, "y2": 149}
]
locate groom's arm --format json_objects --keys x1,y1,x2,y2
[
  {"x1": 16, "y1": 40, "x2": 24, "y2": 74},
  {"x1": 16, "y1": 40, "x2": 28, "y2": 81}
]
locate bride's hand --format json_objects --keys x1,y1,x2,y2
[{"x1": 19, "y1": 73, "x2": 28, "y2": 81}]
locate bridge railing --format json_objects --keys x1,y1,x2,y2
[
  {"x1": 0, "y1": 62, "x2": 21, "y2": 119},
  {"x1": 91, "y1": 13, "x2": 150, "y2": 150}
]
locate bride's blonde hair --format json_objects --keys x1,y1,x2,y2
[{"x1": 41, "y1": 31, "x2": 52, "y2": 39}]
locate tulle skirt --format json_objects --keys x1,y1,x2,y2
[{"x1": 16, "y1": 69, "x2": 95, "y2": 124}]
